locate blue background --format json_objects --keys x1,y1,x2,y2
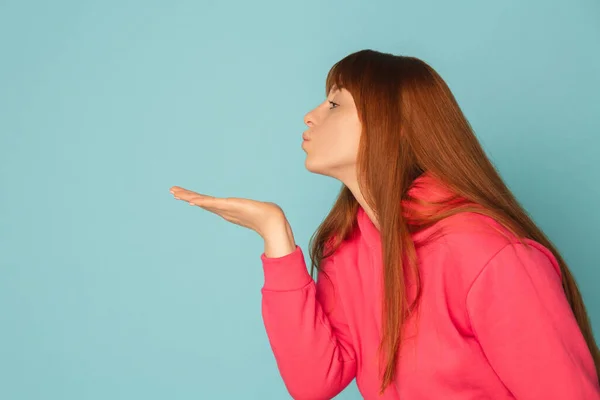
[{"x1": 1, "y1": 0, "x2": 598, "y2": 398}]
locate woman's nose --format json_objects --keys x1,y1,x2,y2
[{"x1": 303, "y1": 111, "x2": 315, "y2": 127}]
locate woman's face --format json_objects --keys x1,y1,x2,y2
[{"x1": 302, "y1": 87, "x2": 362, "y2": 181}]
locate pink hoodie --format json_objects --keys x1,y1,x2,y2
[{"x1": 260, "y1": 173, "x2": 600, "y2": 399}]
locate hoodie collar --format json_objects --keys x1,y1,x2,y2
[{"x1": 356, "y1": 172, "x2": 457, "y2": 249}]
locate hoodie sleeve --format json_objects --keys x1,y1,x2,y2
[
  {"x1": 260, "y1": 245, "x2": 357, "y2": 400},
  {"x1": 466, "y1": 243, "x2": 600, "y2": 399}
]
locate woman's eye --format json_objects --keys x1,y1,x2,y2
[{"x1": 328, "y1": 101, "x2": 339, "y2": 109}]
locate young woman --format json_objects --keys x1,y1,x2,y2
[{"x1": 170, "y1": 50, "x2": 600, "y2": 399}]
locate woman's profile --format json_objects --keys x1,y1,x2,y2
[{"x1": 170, "y1": 49, "x2": 600, "y2": 399}]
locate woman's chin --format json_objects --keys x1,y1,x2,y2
[
  {"x1": 304, "y1": 158, "x2": 329, "y2": 176},
  {"x1": 304, "y1": 157, "x2": 319, "y2": 173}
]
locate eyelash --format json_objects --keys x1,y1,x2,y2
[{"x1": 328, "y1": 101, "x2": 339, "y2": 109}]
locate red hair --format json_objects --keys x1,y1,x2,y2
[{"x1": 308, "y1": 49, "x2": 599, "y2": 394}]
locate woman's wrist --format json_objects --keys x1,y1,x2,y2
[{"x1": 262, "y1": 218, "x2": 297, "y2": 258}]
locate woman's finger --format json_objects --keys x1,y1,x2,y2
[
  {"x1": 171, "y1": 187, "x2": 215, "y2": 202},
  {"x1": 188, "y1": 195, "x2": 225, "y2": 209}
]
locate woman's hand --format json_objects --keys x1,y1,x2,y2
[{"x1": 169, "y1": 186, "x2": 289, "y2": 240}]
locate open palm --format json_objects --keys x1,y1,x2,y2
[{"x1": 169, "y1": 186, "x2": 285, "y2": 238}]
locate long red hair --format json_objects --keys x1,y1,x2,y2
[{"x1": 307, "y1": 49, "x2": 600, "y2": 394}]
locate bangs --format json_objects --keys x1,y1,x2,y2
[{"x1": 325, "y1": 56, "x2": 356, "y2": 96}]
